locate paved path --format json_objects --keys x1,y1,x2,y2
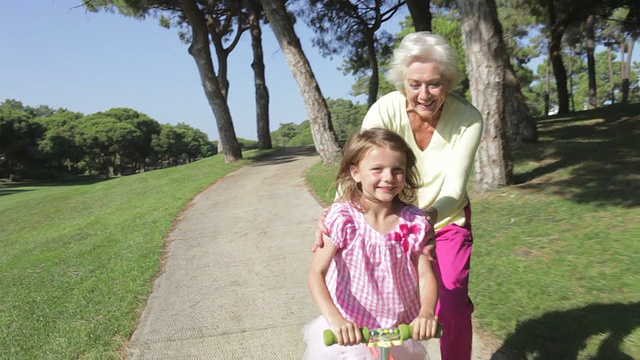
[{"x1": 124, "y1": 147, "x2": 497, "y2": 359}]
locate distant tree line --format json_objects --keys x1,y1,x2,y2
[
  {"x1": 0, "y1": 99, "x2": 222, "y2": 180},
  {"x1": 271, "y1": 98, "x2": 368, "y2": 147},
  {"x1": 0, "y1": 95, "x2": 372, "y2": 180}
]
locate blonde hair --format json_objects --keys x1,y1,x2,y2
[
  {"x1": 336, "y1": 128, "x2": 420, "y2": 208},
  {"x1": 387, "y1": 32, "x2": 462, "y2": 96}
]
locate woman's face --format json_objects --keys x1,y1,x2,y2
[{"x1": 404, "y1": 59, "x2": 449, "y2": 121}]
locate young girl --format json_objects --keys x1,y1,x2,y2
[{"x1": 304, "y1": 128, "x2": 439, "y2": 359}]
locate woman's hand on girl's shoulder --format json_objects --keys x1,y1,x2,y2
[
  {"x1": 422, "y1": 207, "x2": 437, "y2": 260},
  {"x1": 328, "y1": 317, "x2": 362, "y2": 346},
  {"x1": 422, "y1": 220, "x2": 436, "y2": 261},
  {"x1": 312, "y1": 207, "x2": 331, "y2": 252},
  {"x1": 423, "y1": 237, "x2": 436, "y2": 261}
]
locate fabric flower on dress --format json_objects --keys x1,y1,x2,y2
[{"x1": 390, "y1": 222, "x2": 422, "y2": 252}]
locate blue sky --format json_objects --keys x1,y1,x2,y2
[{"x1": 0, "y1": 0, "x2": 391, "y2": 141}]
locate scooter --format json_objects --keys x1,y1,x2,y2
[{"x1": 324, "y1": 324, "x2": 441, "y2": 360}]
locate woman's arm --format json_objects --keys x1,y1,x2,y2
[
  {"x1": 429, "y1": 108, "x2": 482, "y2": 221},
  {"x1": 308, "y1": 239, "x2": 362, "y2": 345}
]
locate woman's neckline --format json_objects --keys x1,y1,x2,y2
[{"x1": 405, "y1": 95, "x2": 449, "y2": 152}]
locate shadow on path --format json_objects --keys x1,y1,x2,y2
[
  {"x1": 252, "y1": 146, "x2": 318, "y2": 166},
  {"x1": 491, "y1": 302, "x2": 640, "y2": 360}
]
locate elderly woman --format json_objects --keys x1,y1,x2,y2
[{"x1": 316, "y1": 32, "x2": 482, "y2": 359}]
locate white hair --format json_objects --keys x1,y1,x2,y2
[{"x1": 387, "y1": 32, "x2": 462, "y2": 95}]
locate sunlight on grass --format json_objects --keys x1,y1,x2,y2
[{"x1": 305, "y1": 163, "x2": 338, "y2": 206}]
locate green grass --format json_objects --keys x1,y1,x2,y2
[
  {"x1": 305, "y1": 105, "x2": 640, "y2": 359},
  {"x1": 0, "y1": 149, "x2": 277, "y2": 359},
  {"x1": 305, "y1": 162, "x2": 338, "y2": 205}
]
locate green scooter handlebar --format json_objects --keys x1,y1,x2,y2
[{"x1": 323, "y1": 324, "x2": 430, "y2": 346}]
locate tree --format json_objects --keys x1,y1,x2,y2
[
  {"x1": 260, "y1": 0, "x2": 342, "y2": 165},
  {"x1": 528, "y1": 0, "x2": 610, "y2": 114},
  {"x1": 457, "y1": 0, "x2": 513, "y2": 191},
  {"x1": 175, "y1": 123, "x2": 213, "y2": 162},
  {"x1": 0, "y1": 104, "x2": 37, "y2": 178},
  {"x1": 152, "y1": 124, "x2": 188, "y2": 167},
  {"x1": 86, "y1": 0, "x2": 243, "y2": 163},
  {"x1": 601, "y1": 7, "x2": 639, "y2": 104},
  {"x1": 301, "y1": 0, "x2": 403, "y2": 106},
  {"x1": 287, "y1": 120, "x2": 314, "y2": 146},
  {"x1": 78, "y1": 114, "x2": 143, "y2": 177},
  {"x1": 181, "y1": 0, "x2": 274, "y2": 151},
  {"x1": 495, "y1": 0, "x2": 539, "y2": 142},
  {"x1": 246, "y1": 0, "x2": 272, "y2": 149},
  {"x1": 35, "y1": 110, "x2": 85, "y2": 176},
  {"x1": 520, "y1": 0, "x2": 640, "y2": 112},
  {"x1": 178, "y1": 0, "x2": 243, "y2": 162},
  {"x1": 326, "y1": 98, "x2": 368, "y2": 141},
  {"x1": 96, "y1": 108, "x2": 162, "y2": 172},
  {"x1": 406, "y1": 0, "x2": 433, "y2": 31},
  {"x1": 0, "y1": 98, "x2": 215, "y2": 178},
  {"x1": 270, "y1": 122, "x2": 299, "y2": 146},
  {"x1": 586, "y1": 14, "x2": 599, "y2": 109},
  {"x1": 545, "y1": 0, "x2": 572, "y2": 114}
]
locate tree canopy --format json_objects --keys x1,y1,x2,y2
[{"x1": 0, "y1": 99, "x2": 216, "y2": 180}]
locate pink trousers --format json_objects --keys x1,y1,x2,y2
[{"x1": 433, "y1": 204, "x2": 474, "y2": 360}]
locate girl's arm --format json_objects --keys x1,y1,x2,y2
[
  {"x1": 308, "y1": 237, "x2": 362, "y2": 345},
  {"x1": 410, "y1": 253, "x2": 439, "y2": 340}
]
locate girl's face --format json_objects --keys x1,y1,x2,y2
[
  {"x1": 350, "y1": 146, "x2": 406, "y2": 206},
  {"x1": 404, "y1": 59, "x2": 449, "y2": 121}
]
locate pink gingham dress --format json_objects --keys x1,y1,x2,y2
[{"x1": 303, "y1": 201, "x2": 431, "y2": 360}]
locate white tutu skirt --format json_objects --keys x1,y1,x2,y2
[{"x1": 302, "y1": 316, "x2": 429, "y2": 360}]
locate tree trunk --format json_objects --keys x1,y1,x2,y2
[
  {"x1": 621, "y1": 43, "x2": 628, "y2": 104},
  {"x1": 608, "y1": 48, "x2": 616, "y2": 104},
  {"x1": 621, "y1": 40, "x2": 634, "y2": 104},
  {"x1": 261, "y1": 0, "x2": 341, "y2": 165},
  {"x1": 211, "y1": 35, "x2": 231, "y2": 100},
  {"x1": 246, "y1": 0, "x2": 272, "y2": 149},
  {"x1": 503, "y1": 56, "x2": 538, "y2": 143},
  {"x1": 208, "y1": 12, "x2": 245, "y2": 102},
  {"x1": 457, "y1": 0, "x2": 513, "y2": 192},
  {"x1": 585, "y1": 14, "x2": 597, "y2": 109},
  {"x1": 179, "y1": 0, "x2": 242, "y2": 163},
  {"x1": 545, "y1": 53, "x2": 551, "y2": 114},
  {"x1": 366, "y1": 29, "x2": 379, "y2": 107},
  {"x1": 406, "y1": 0, "x2": 432, "y2": 31},
  {"x1": 547, "y1": 1, "x2": 570, "y2": 114},
  {"x1": 549, "y1": 34, "x2": 569, "y2": 114},
  {"x1": 568, "y1": 49, "x2": 575, "y2": 111}
]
